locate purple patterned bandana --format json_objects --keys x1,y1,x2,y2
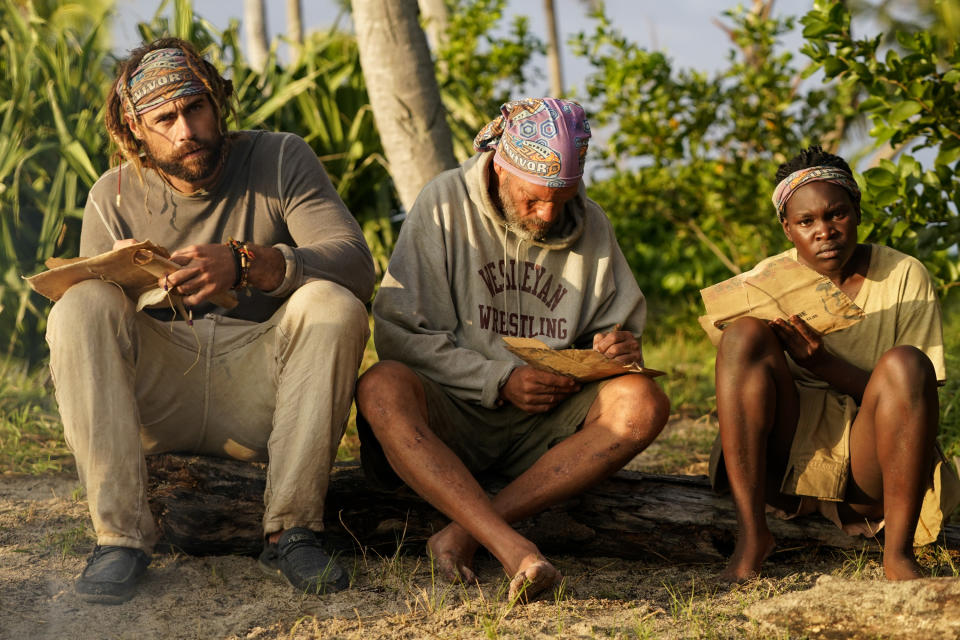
[
  {"x1": 772, "y1": 166, "x2": 861, "y2": 219},
  {"x1": 474, "y1": 98, "x2": 591, "y2": 188},
  {"x1": 119, "y1": 48, "x2": 208, "y2": 116}
]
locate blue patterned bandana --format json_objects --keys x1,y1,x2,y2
[{"x1": 120, "y1": 48, "x2": 208, "y2": 116}]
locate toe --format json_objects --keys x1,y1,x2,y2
[{"x1": 508, "y1": 561, "x2": 560, "y2": 603}]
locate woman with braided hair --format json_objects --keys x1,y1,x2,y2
[{"x1": 711, "y1": 145, "x2": 959, "y2": 581}]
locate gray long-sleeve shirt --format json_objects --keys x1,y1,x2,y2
[{"x1": 80, "y1": 130, "x2": 375, "y2": 320}]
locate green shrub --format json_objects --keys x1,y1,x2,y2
[
  {"x1": 0, "y1": 0, "x2": 112, "y2": 361},
  {"x1": 938, "y1": 298, "x2": 960, "y2": 460}
]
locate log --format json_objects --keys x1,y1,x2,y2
[{"x1": 146, "y1": 455, "x2": 960, "y2": 559}]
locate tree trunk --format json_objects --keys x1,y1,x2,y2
[
  {"x1": 544, "y1": 0, "x2": 564, "y2": 97},
  {"x1": 244, "y1": 0, "x2": 269, "y2": 74},
  {"x1": 286, "y1": 0, "x2": 303, "y2": 60},
  {"x1": 417, "y1": 0, "x2": 449, "y2": 55},
  {"x1": 351, "y1": 0, "x2": 458, "y2": 212},
  {"x1": 146, "y1": 455, "x2": 960, "y2": 559}
]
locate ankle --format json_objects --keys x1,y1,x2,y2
[{"x1": 883, "y1": 551, "x2": 924, "y2": 580}]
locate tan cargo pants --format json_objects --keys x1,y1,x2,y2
[{"x1": 46, "y1": 279, "x2": 369, "y2": 553}]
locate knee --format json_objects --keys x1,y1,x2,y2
[
  {"x1": 873, "y1": 345, "x2": 937, "y2": 391},
  {"x1": 357, "y1": 360, "x2": 415, "y2": 402},
  {"x1": 289, "y1": 280, "x2": 367, "y2": 322},
  {"x1": 717, "y1": 317, "x2": 779, "y2": 360},
  {"x1": 47, "y1": 280, "x2": 132, "y2": 341},
  {"x1": 356, "y1": 361, "x2": 423, "y2": 428},
  {"x1": 596, "y1": 374, "x2": 670, "y2": 449},
  {"x1": 282, "y1": 280, "x2": 369, "y2": 341}
]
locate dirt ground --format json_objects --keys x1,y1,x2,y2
[{"x1": 0, "y1": 418, "x2": 912, "y2": 639}]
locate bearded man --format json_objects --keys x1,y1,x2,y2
[
  {"x1": 355, "y1": 98, "x2": 670, "y2": 602},
  {"x1": 46, "y1": 38, "x2": 374, "y2": 603}
]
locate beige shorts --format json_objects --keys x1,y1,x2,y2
[
  {"x1": 709, "y1": 384, "x2": 960, "y2": 546},
  {"x1": 358, "y1": 372, "x2": 603, "y2": 488}
]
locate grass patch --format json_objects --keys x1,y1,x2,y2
[
  {"x1": 832, "y1": 544, "x2": 880, "y2": 580},
  {"x1": 636, "y1": 415, "x2": 717, "y2": 474},
  {"x1": 937, "y1": 296, "x2": 960, "y2": 461},
  {"x1": 39, "y1": 525, "x2": 93, "y2": 560},
  {"x1": 645, "y1": 326, "x2": 717, "y2": 418},
  {"x1": 0, "y1": 362, "x2": 70, "y2": 475},
  {"x1": 918, "y1": 544, "x2": 960, "y2": 577}
]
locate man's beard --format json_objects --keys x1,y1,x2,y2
[
  {"x1": 499, "y1": 185, "x2": 551, "y2": 241},
  {"x1": 145, "y1": 133, "x2": 224, "y2": 184}
]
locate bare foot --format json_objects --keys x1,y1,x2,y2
[
  {"x1": 427, "y1": 525, "x2": 479, "y2": 584},
  {"x1": 883, "y1": 551, "x2": 924, "y2": 580},
  {"x1": 508, "y1": 555, "x2": 560, "y2": 603},
  {"x1": 718, "y1": 530, "x2": 776, "y2": 583}
]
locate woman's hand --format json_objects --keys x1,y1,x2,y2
[{"x1": 769, "y1": 315, "x2": 827, "y2": 368}]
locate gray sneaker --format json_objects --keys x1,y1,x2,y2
[
  {"x1": 258, "y1": 528, "x2": 348, "y2": 595},
  {"x1": 75, "y1": 545, "x2": 150, "y2": 604}
]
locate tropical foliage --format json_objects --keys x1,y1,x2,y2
[
  {"x1": 572, "y1": 1, "x2": 959, "y2": 322},
  {"x1": 572, "y1": 5, "x2": 855, "y2": 320},
  {"x1": 434, "y1": 0, "x2": 544, "y2": 160},
  {"x1": 0, "y1": 0, "x2": 112, "y2": 360},
  {"x1": 801, "y1": 0, "x2": 960, "y2": 294}
]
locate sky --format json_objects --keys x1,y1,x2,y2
[{"x1": 109, "y1": 0, "x2": 819, "y2": 94}]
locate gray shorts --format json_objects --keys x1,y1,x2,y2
[{"x1": 358, "y1": 372, "x2": 603, "y2": 488}]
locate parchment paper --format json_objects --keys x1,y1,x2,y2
[
  {"x1": 698, "y1": 254, "x2": 864, "y2": 346},
  {"x1": 26, "y1": 240, "x2": 238, "y2": 310},
  {"x1": 502, "y1": 337, "x2": 665, "y2": 382}
]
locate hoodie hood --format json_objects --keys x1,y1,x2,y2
[{"x1": 462, "y1": 151, "x2": 586, "y2": 250}]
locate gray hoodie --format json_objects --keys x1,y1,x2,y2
[{"x1": 373, "y1": 151, "x2": 647, "y2": 409}]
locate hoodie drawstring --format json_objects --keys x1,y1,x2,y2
[
  {"x1": 514, "y1": 234, "x2": 524, "y2": 321},
  {"x1": 501, "y1": 224, "x2": 538, "y2": 336}
]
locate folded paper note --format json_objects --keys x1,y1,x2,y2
[
  {"x1": 502, "y1": 336, "x2": 665, "y2": 382},
  {"x1": 698, "y1": 254, "x2": 864, "y2": 346},
  {"x1": 25, "y1": 240, "x2": 237, "y2": 310}
]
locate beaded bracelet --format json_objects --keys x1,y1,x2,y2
[{"x1": 226, "y1": 238, "x2": 255, "y2": 290}]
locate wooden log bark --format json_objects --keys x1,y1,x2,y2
[{"x1": 146, "y1": 455, "x2": 960, "y2": 559}]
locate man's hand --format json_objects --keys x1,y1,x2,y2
[
  {"x1": 161, "y1": 244, "x2": 236, "y2": 307},
  {"x1": 499, "y1": 365, "x2": 580, "y2": 413},
  {"x1": 768, "y1": 315, "x2": 827, "y2": 368},
  {"x1": 593, "y1": 327, "x2": 643, "y2": 365}
]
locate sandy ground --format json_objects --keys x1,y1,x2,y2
[{"x1": 0, "y1": 418, "x2": 916, "y2": 639}]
